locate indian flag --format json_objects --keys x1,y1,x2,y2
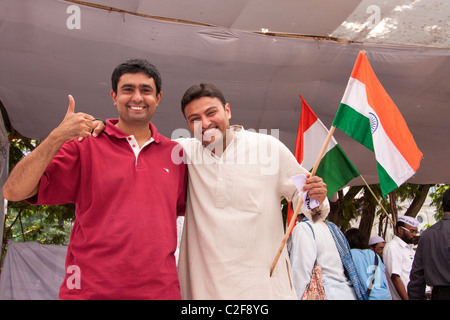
[
  {"x1": 332, "y1": 51, "x2": 422, "y2": 197},
  {"x1": 296, "y1": 95, "x2": 359, "y2": 198},
  {"x1": 286, "y1": 95, "x2": 359, "y2": 233}
]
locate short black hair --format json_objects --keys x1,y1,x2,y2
[
  {"x1": 181, "y1": 83, "x2": 226, "y2": 115},
  {"x1": 111, "y1": 59, "x2": 162, "y2": 95},
  {"x1": 344, "y1": 228, "x2": 368, "y2": 250},
  {"x1": 395, "y1": 220, "x2": 406, "y2": 232}
]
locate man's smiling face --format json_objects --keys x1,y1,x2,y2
[
  {"x1": 183, "y1": 96, "x2": 231, "y2": 149},
  {"x1": 111, "y1": 72, "x2": 162, "y2": 127}
]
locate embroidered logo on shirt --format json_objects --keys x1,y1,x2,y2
[{"x1": 163, "y1": 168, "x2": 170, "y2": 173}]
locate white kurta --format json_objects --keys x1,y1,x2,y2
[
  {"x1": 177, "y1": 126, "x2": 329, "y2": 299},
  {"x1": 383, "y1": 235, "x2": 415, "y2": 300}
]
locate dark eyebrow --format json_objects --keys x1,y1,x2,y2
[
  {"x1": 186, "y1": 106, "x2": 218, "y2": 121},
  {"x1": 120, "y1": 83, "x2": 154, "y2": 90},
  {"x1": 186, "y1": 113, "x2": 200, "y2": 121}
]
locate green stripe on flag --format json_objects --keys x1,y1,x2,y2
[
  {"x1": 376, "y1": 161, "x2": 399, "y2": 197},
  {"x1": 315, "y1": 145, "x2": 360, "y2": 197},
  {"x1": 332, "y1": 103, "x2": 374, "y2": 152}
]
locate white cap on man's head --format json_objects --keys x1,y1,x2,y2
[
  {"x1": 368, "y1": 236, "x2": 385, "y2": 246},
  {"x1": 398, "y1": 215, "x2": 419, "y2": 228}
]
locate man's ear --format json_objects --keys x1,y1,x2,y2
[
  {"x1": 225, "y1": 103, "x2": 231, "y2": 120},
  {"x1": 110, "y1": 90, "x2": 117, "y2": 106},
  {"x1": 155, "y1": 91, "x2": 163, "y2": 107}
]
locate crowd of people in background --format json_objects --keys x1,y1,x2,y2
[{"x1": 289, "y1": 188, "x2": 450, "y2": 300}]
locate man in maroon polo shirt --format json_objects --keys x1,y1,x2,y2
[{"x1": 2, "y1": 59, "x2": 187, "y2": 299}]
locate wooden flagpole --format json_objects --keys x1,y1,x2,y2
[
  {"x1": 359, "y1": 175, "x2": 396, "y2": 226},
  {"x1": 270, "y1": 126, "x2": 336, "y2": 276}
]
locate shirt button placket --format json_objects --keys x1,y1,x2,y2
[
  {"x1": 215, "y1": 161, "x2": 227, "y2": 208},
  {"x1": 127, "y1": 136, "x2": 140, "y2": 166}
]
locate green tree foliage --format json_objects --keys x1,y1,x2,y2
[
  {"x1": 2, "y1": 135, "x2": 74, "y2": 262},
  {"x1": 5, "y1": 201, "x2": 74, "y2": 245},
  {"x1": 429, "y1": 184, "x2": 449, "y2": 220},
  {"x1": 329, "y1": 183, "x2": 436, "y2": 240}
]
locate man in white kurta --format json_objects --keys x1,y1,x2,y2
[
  {"x1": 383, "y1": 216, "x2": 419, "y2": 300},
  {"x1": 177, "y1": 125, "x2": 330, "y2": 299}
]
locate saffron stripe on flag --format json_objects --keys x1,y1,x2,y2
[
  {"x1": 286, "y1": 95, "x2": 359, "y2": 234},
  {"x1": 332, "y1": 50, "x2": 422, "y2": 197}
]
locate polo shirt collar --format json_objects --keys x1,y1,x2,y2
[{"x1": 105, "y1": 119, "x2": 162, "y2": 143}]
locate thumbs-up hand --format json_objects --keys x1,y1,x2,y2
[
  {"x1": 53, "y1": 95, "x2": 96, "y2": 143},
  {"x1": 65, "y1": 94, "x2": 76, "y2": 117}
]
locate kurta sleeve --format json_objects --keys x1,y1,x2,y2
[
  {"x1": 384, "y1": 241, "x2": 402, "y2": 277},
  {"x1": 275, "y1": 135, "x2": 330, "y2": 223},
  {"x1": 289, "y1": 222, "x2": 317, "y2": 299}
]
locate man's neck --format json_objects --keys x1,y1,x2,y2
[
  {"x1": 206, "y1": 128, "x2": 235, "y2": 156},
  {"x1": 116, "y1": 122, "x2": 152, "y2": 148}
]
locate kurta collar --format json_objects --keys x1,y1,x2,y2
[
  {"x1": 202, "y1": 124, "x2": 243, "y2": 159},
  {"x1": 230, "y1": 124, "x2": 243, "y2": 134},
  {"x1": 393, "y1": 235, "x2": 413, "y2": 249}
]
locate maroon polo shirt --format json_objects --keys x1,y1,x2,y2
[{"x1": 28, "y1": 119, "x2": 187, "y2": 299}]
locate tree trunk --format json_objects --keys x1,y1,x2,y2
[
  {"x1": 328, "y1": 190, "x2": 343, "y2": 225},
  {"x1": 389, "y1": 190, "x2": 398, "y2": 221},
  {"x1": 405, "y1": 184, "x2": 432, "y2": 218},
  {"x1": 359, "y1": 188, "x2": 376, "y2": 240},
  {"x1": 328, "y1": 186, "x2": 363, "y2": 229}
]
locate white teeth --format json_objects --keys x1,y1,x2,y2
[
  {"x1": 130, "y1": 106, "x2": 144, "y2": 110},
  {"x1": 204, "y1": 128, "x2": 216, "y2": 134}
]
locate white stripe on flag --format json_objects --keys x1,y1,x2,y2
[
  {"x1": 343, "y1": 78, "x2": 415, "y2": 186},
  {"x1": 302, "y1": 120, "x2": 337, "y2": 171}
]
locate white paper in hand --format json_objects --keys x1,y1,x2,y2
[{"x1": 291, "y1": 174, "x2": 319, "y2": 210}]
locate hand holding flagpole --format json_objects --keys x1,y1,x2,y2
[{"x1": 270, "y1": 126, "x2": 336, "y2": 276}]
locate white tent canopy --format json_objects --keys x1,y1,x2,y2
[
  {"x1": 85, "y1": 0, "x2": 450, "y2": 48},
  {"x1": 1, "y1": 0, "x2": 449, "y2": 186}
]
